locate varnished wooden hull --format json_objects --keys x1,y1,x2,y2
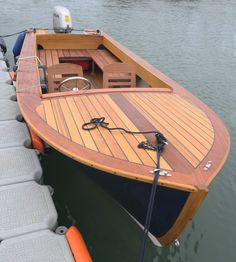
[{"x1": 15, "y1": 30, "x2": 230, "y2": 245}]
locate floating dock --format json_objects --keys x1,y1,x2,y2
[{"x1": 0, "y1": 49, "x2": 76, "y2": 261}]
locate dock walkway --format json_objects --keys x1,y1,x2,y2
[{"x1": 0, "y1": 49, "x2": 75, "y2": 261}]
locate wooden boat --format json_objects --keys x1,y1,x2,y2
[{"x1": 15, "y1": 29, "x2": 230, "y2": 246}]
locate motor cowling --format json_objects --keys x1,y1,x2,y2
[{"x1": 53, "y1": 6, "x2": 73, "y2": 33}]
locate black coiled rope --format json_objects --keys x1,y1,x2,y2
[
  {"x1": 82, "y1": 117, "x2": 158, "y2": 135},
  {"x1": 82, "y1": 117, "x2": 167, "y2": 262}
]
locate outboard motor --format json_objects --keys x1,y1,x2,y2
[{"x1": 53, "y1": 6, "x2": 73, "y2": 33}]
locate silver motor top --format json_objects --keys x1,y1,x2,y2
[{"x1": 53, "y1": 6, "x2": 73, "y2": 33}]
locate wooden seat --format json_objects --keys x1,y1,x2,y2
[
  {"x1": 88, "y1": 49, "x2": 119, "y2": 71},
  {"x1": 103, "y1": 63, "x2": 136, "y2": 88},
  {"x1": 47, "y1": 63, "x2": 83, "y2": 93}
]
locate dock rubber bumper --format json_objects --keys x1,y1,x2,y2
[{"x1": 0, "y1": 181, "x2": 58, "y2": 240}]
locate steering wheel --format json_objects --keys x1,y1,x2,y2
[{"x1": 58, "y1": 76, "x2": 92, "y2": 92}]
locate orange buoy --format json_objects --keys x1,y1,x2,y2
[
  {"x1": 28, "y1": 127, "x2": 45, "y2": 154},
  {"x1": 66, "y1": 226, "x2": 92, "y2": 262}
]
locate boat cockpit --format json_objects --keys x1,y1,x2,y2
[{"x1": 37, "y1": 35, "x2": 148, "y2": 94}]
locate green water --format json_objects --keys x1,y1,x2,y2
[{"x1": 1, "y1": 1, "x2": 236, "y2": 261}]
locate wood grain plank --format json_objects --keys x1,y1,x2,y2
[
  {"x1": 102, "y1": 95, "x2": 172, "y2": 170},
  {"x1": 164, "y1": 94, "x2": 214, "y2": 134},
  {"x1": 79, "y1": 95, "x2": 127, "y2": 160},
  {"x1": 57, "y1": 49, "x2": 64, "y2": 58},
  {"x1": 69, "y1": 50, "x2": 78, "y2": 57},
  {"x1": 45, "y1": 50, "x2": 53, "y2": 67},
  {"x1": 37, "y1": 34, "x2": 103, "y2": 50},
  {"x1": 111, "y1": 93, "x2": 199, "y2": 169},
  {"x1": 88, "y1": 95, "x2": 142, "y2": 164},
  {"x1": 101, "y1": 95, "x2": 172, "y2": 170},
  {"x1": 43, "y1": 100, "x2": 58, "y2": 130},
  {"x1": 73, "y1": 96, "x2": 112, "y2": 156},
  {"x1": 172, "y1": 94, "x2": 207, "y2": 117},
  {"x1": 38, "y1": 50, "x2": 46, "y2": 65},
  {"x1": 84, "y1": 71, "x2": 103, "y2": 89},
  {"x1": 66, "y1": 96, "x2": 98, "y2": 151},
  {"x1": 128, "y1": 93, "x2": 206, "y2": 161},
  {"x1": 51, "y1": 98, "x2": 71, "y2": 139},
  {"x1": 140, "y1": 93, "x2": 212, "y2": 150},
  {"x1": 81, "y1": 49, "x2": 90, "y2": 57},
  {"x1": 17, "y1": 33, "x2": 41, "y2": 95},
  {"x1": 99, "y1": 49, "x2": 119, "y2": 64},
  {"x1": 97, "y1": 94, "x2": 155, "y2": 167},
  {"x1": 74, "y1": 50, "x2": 83, "y2": 57},
  {"x1": 58, "y1": 98, "x2": 83, "y2": 144},
  {"x1": 152, "y1": 93, "x2": 214, "y2": 140},
  {"x1": 36, "y1": 104, "x2": 46, "y2": 121},
  {"x1": 87, "y1": 49, "x2": 119, "y2": 71},
  {"x1": 170, "y1": 94, "x2": 213, "y2": 128},
  {"x1": 163, "y1": 94, "x2": 213, "y2": 130},
  {"x1": 88, "y1": 50, "x2": 106, "y2": 70},
  {"x1": 51, "y1": 50, "x2": 59, "y2": 65},
  {"x1": 63, "y1": 50, "x2": 70, "y2": 57}
]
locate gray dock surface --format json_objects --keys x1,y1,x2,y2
[{"x1": 0, "y1": 48, "x2": 75, "y2": 261}]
